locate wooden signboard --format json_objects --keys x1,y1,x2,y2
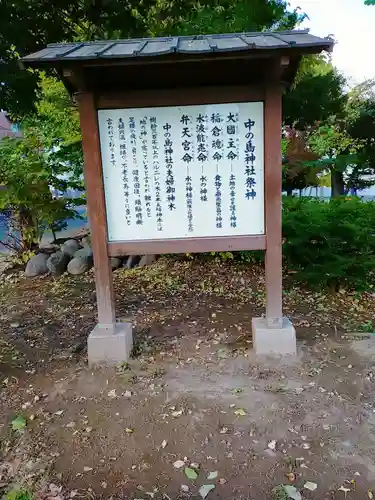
[{"x1": 21, "y1": 30, "x2": 333, "y2": 364}]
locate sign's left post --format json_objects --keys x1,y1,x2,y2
[{"x1": 77, "y1": 92, "x2": 133, "y2": 366}]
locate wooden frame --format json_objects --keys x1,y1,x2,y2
[{"x1": 77, "y1": 78, "x2": 283, "y2": 330}]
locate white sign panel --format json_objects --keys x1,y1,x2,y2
[{"x1": 98, "y1": 102, "x2": 264, "y2": 242}]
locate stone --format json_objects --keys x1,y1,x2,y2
[
  {"x1": 81, "y1": 235, "x2": 91, "y2": 248},
  {"x1": 74, "y1": 246, "x2": 93, "y2": 258},
  {"x1": 67, "y1": 256, "x2": 92, "y2": 275},
  {"x1": 25, "y1": 253, "x2": 49, "y2": 277},
  {"x1": 123, "y1": 255, "x2": 141, "y2": 269},
  {"x1": 110, "y1": 257, "x2": 122, "y2": 270},
  {"x1": 138, "y1": 254, "x2": 156, "y2": 268},
  {"x1": 60, "y1": 239, "x2": 80, "y2": 257},
  {"x1": 87, "y1": 322, "x2": 133, "y2": 366},
  {"x1": 47, "y1": 251, "x2": 70, "y2": 276},
  {"x1": 252, "y1": 317, "x2": 297, "y2": 356}
]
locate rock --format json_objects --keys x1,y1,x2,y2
[
  {"x1": 25, "y1": 253, "x2": 49, "y2": 277},
  {"x1": 47, "y1": 251, "x2": 70, "y2": 276},
  {"x1": 123, "y1": 255, "x2": 141, "y2": 269},
  {"x1": 38, "y1": 242, "x2": 60, "y2": 253},
  {"x1": 67, "y1": 256, "x2": 92, "y2": 275},
  {"x1": 110, "y1": 257, "x2": 122, "y2": 270},
  {"x1": 81, "y1": 235, "x2": 91, "y2": 247},
  {"x1": 74, "y1": 246, "x2": 93, "y2": 258},
  {"x1": 139, "y1": 254, "x2": 156, "y2": 268},
  {"x1": 61, "y1": 239, "x2": 80, "y2": 257}
]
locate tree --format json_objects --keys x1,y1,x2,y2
[
  {"x1": 346, "y1": 80, "x2": 375, "y2": 174},
  {"x1": 283, "y1": 55, "x2": 347, "y2": 129},
  {"x1": 283, "y1": 127, "x2": 320, "y2": 195},
  {"x1": 0, "y1": 130, "x2": 82, "y2": 253},
  {"x1": 308, "y1": 122, "x2": 367, "y2": 197},
  {"x1": 1, "y1": 0, "x2": 304, "y2": 118}
]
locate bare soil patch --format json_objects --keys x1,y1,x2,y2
[{"x1": 1, "y1": 258, "x2": 375, "y2": 499}]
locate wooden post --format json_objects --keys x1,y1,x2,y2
[
  {"x1": 76, "y1": 92, "x2": 116, "y2": 329},
  {"x1": 264, "y1": 83, "x2": 283, "y2": 328}
]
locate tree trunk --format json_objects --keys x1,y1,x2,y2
[
  {"x1": 286, "y1": 187, "x2": 293, "y2": 196},
  {"x1": 331, "y1": 170, "x2": 345, "y2": 197}
]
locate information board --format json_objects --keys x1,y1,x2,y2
[{"x1": 98, "y1": 102, "x2": 264, "y2": 242}]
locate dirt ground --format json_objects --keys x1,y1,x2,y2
[{"x1": 1, "y1": 258, "x2": 375, "y2": 500}]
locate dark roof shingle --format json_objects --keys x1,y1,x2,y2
[{"x1": 21, "y1": 30, "x2": 333, "y2": 64}]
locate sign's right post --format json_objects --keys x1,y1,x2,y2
[{"x1": 251, "y1": 79, "x2": 297, "y2": 356}]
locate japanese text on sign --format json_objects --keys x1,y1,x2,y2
[{"x1": 98, "y1": 102, "x2": 264, "y2": 242}]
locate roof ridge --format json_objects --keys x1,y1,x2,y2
[{"x1": 45, "y1": 29, "x2": 312, "y2": 48}]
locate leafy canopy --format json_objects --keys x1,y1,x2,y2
[{"x1": 1, "y1": 0, "x2": 303, "y2": 117}]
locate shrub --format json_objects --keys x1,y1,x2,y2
[
  {"x1": 281, "y1": 197, "x2": 375, "y2": 290},
  {"x1": 199, "y1": 197, "x2": 375, "y2": 290}
]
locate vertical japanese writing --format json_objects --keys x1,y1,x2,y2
[
  {"x1": 151, "y1": 117, "x2": 163, "y2": 231},
  {"x1": 229, "y1": 174, "x2": 236, "y2": 228},
  {"x1": 164, "y1": 122, "x2": 176, "y2": 211},
  {"x1": 140, "y1": 117, "x2": 152, "y2": 218},
  {"x1": 107, "y1": 117, "x2": 116, "y2": 167},
  {"x1": 211, "y1": 111, "x2": 224, "y2": 229},
  {"x1": 196, "y1": 113, "x2": 208, "y2": 202},
  {"x1": 244, "y1": 118, "x2": 256, "y2": 200},
  {"x1": 181, "y1": 114, "x2": 194, "y2": 232},
  {"x1": 227, "y1": 111, "x2": 239, "y2": 227},
  {"x1": 129, "y1": 117, "x2": 143, "y2": 226},
  {"x1": 118, "y1": 117, "x2": 131, "y2": 226},
  {"x1": 226, "y1": 111, "x2": 239, "y2": 162}
]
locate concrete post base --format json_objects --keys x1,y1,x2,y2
[
  {"x1": 87, "y1": 322, "x2": 133, "y2": 366},
  {"x1": 252, "y1": 317, "x2": 296, "y2": 356}
]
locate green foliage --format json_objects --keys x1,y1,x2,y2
[
  {"x1": 1, "y1": 0, "x2": 303, "y2": 118},
  {"x1": 163, "y1": 0, "x2": 304, "y2": 36},
  {"x1": 11, "y1": 414, "x2": 26, "y2": 431},
  {"x1": 283, "y1": 57, "x2": 347, "y2": 129},
  {"x1": 204, "y1": 198, "x2": 375, "y2": 291},
  {"x1": 3, "y1": 488, "x2": 32, "y2": 500},
  {"x1": 0, "y1": 130, "x2": 82, "y2": 253},
  {"x1": 282, "y1": 197, "x2": 375, "y2": 290}
]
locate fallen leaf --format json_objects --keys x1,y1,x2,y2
[
  {"x1": 11, "y1": 415, "x2": 26, "y2": 431},
  {"x1": 304, "y1": 481, "x2": 317, "y2": 491},
  {"x1": 185, "y1": 467, "x2": 198, "y2": 480},
  {"x1": 368, "y1": 489, "x2": 374, "y2": 499},
  {"x1": 190, "y1": 462, "x2": 200, "y2": 469},
  {"x1": 283, "y1": 485, "x2": 302, "y2": 500},
  {"x1": 172, "y1": 410, "x2": 183, "y2": 417},
  {"x1": 108, "y1": 389, "x2": 117, "y2": 398},
  {"x1": 161, "y1": 440, "x2": 168, "y2": 449},
  {"x1": 54, "y1": 410, "x2": 64, "y2": 416},
  {"x1": 231, "y1": 388, "x2": 243, "y2": 394},
  {"x1": 286, "y1": 472, "x2": 295, "y2": 483},
  {"x1": 207, "y1": 471, "x2": 218, "y2": 480},
  {"x1": 302, "y1": 443, "x2": 310, "y2": 449},
  {"x1": 123, "y1": 390, "x2": 132, "y2": 398},
  {"x1": 199, "y1": 484, "x2": 215, "y2": 499},
  {"x1": 234, "y1": 408, "x2": 246, "y2": 416},
  {"x1": 338, "y1": 486, "x2": 351, "y2": 497},
  {"x1": 83, "y1": 467, "x2": 93, "y2": 472},
  {"x1": 173, "y1": 460, "x2": 185, "y2": 469},
  {"x1": 180, "y1": 485, "x2": 189, "y2": 492},
  {"x1": 125, "y1": 427, "x2": 134, "y2": 434},
  {"x1": 219, "y1": 478, "x2": 227, "y2": 485},
  {"x1": 268, "y1": 440, "x2": 277, "y2": 450}
]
